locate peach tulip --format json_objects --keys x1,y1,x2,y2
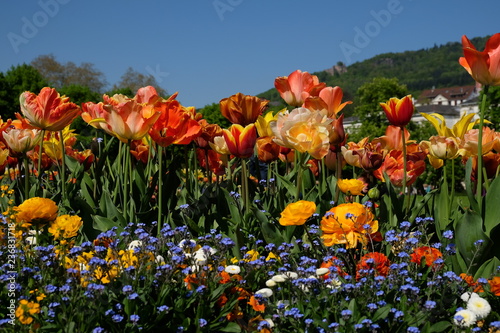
[
  {"x1": 459, "y1": 33, "x2": 500, "y2": 86},
  {"x1": 274, "y1": 70, "x2": 326, "y2": 107},
  {"x1": 3, "y1": 128, "x2": 41, "y2": 153},
  {"x1": 302, "y1": 86, "x2": 352, "y2": 118},
  {"x1": 19, "y1": 87, "x2": 81, "y2": 131}
]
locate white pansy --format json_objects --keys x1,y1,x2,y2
[
  {"x1": 315, "y1": 267, "x2": 330, "y2": 276},
  {"x1": 271, "y1": 275, "x2": 287, "y2": 283},
  {"x1": 453, "y1": 309, "x2": 477, "y2": 327},
  {"x1": 127, "y1": 240, "x2": 142, "y2": 251},
  {"x1": 255, "y1": 288, "x2": 273, "y2": 298},
  {"x1": 467, "y1": 296, "x2": 491, "y2": 319},
  {"x1": 460, "y1": 292, "x2": 480, "y2": 302},
  {"x1": 283, "y1": 271, "x2": 298, "y2": 279},
  {"x1": 265, "y1": 279, "x2": 277, "y2": 288},
  {"x1": 225, "y1": 265, "x2": 241, "y2": 274},
  {"x1": 193, "y1": 250, "x2": 207, "y2": 265}
]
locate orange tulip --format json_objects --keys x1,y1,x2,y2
[
  {"x1": 256, "y1": 136, "x2": 280, "y2": 163},
  {"x1": 380, "y1": 95, "x2": 414, "y2": 127},
  {"x1": 19, "y1": 87, "x2": 81, "y2": 131},
  {"x1": 149, "y1": 93, "x2": 202, "y2": 147},
  {"x1": 100, "y1": 86, "x2": 162, "y2": 142},
  {"x1": 223, "y1": 124, "x2": 257, "y2": 159},
  {"x1": 274, "y1": 70, "x2": 326, "y2": 107},
  {"x1": 81, "y1": 101, "x2": 112, "y2": 133},
  {"x1": 194, "y1": 119, "x2": 223, "y2": 149},
  {"x1": 220, "y1": 93, "x2": 269, "y2": 126},
  {"x1": 459, "y1": 33, "x2": 500, "y2": 86},
  {"x1": 302, "y1": 86, "x2": 352, "y2": 118}
]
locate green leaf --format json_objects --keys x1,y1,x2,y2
[
  {"x1": 371, "y1": 305, "x2": 391, "y2": 322},
  {"x1": 455, "y1": 210, "x2": 492, "y2": 275},
  {"x1": 484, "y1": 175, "x2": 500, "y2": 234},
  {"x1": 92, "y1": 215, "x2": 119, "y2": 232},
  {"x1": 464, "y1": 158, "x2": 480, "y2": 213},
  {"x1": 429, "y1": 321, "x2": 452, "y2": 332},
  {"x1": 473, "y1": 256, "x2": 500, "y2": 280},
  {"x1": 216, "y1": 322, "x2": 242, "y2": 332}
]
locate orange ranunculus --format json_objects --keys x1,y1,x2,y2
[
  {"x1": 303, "y1": 86, "x2": 352, "y2": 118},
  {"x1": 356, "y1": 252, "x2": 390, "y2": 279},
  {"x1": 459, "y1": 33, "x2": 500, "y2": 86},
  {"x1": 98, "y1": 86, "x2": 162, "y2": 142},
  {"x1": 274, "y1": 70, "x2": 326, "y2": 107},
  {"x1": 3, "y1": 128, "x2": 41, "y2": 153},
  {"x1": 373, "y1": 148, "x2": 426, "y2": 187},
  {"x1": 410, "y1": 246, "x2": 443, "y2": 267},
  {"x1": 380, "y1": 95, "x2": 414, "y2": 127},
  {"x1": 321, "y1": 202, "x2": 378, "y2": 249},
  {"x1": 337, "y1": 178, "x2": 365, "y2": 196},
  {"x1": 149, "y1": 93, "x2": 202, "y2": 147},
  {"x1": 489, "y1": 276, "x2": 500, "y2": 296},
  {"x1": 256, "y1": 136, "x2": 281, "y2": 163},
  {"x1": 223, "y1": 124, "x2": 257, "y2": 159},
  {"x1": 220, "y1": 93, "x2": 269, "y2": 126},
  {"x1": 19, "y1": 87, "x2": 81, "y2": 131},
  {"x1": 271, "y1": 107, "x2": 333, "y2": 159},
  {"x1": 279, "y1": 200, "x2": 316, "y2": 226}
]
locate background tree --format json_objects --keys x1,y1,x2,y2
[
  {"x1": 0, "y1": 64, "x2": 48, "y2": 120},
  {"x1": 112, "y1": 67, "x2": 167, "y2": 96},
  {"x1": 31, "y1": 54, "x2": 107, "y2": 93},
  {"x1": 350, "y1": 77, "x2": 410, "y2": 141},
  {"x1": 197, "y1": 103, "x2": 230, "y2": 128}
]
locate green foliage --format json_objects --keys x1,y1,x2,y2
[
  {"x1": 483, "y1": 85, "x2": 500, "y2": 129},
  {"x1": 197, "y1": 102, "x2": 231, "y2": 127},
  {"x1": 0, "y1": 64, "x2": 48, "y2": 119}
]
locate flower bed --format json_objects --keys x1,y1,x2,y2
[{"x1": 1, "y1": 34, "x2": 500, "y2": 332}]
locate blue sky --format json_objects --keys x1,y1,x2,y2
[{"x1": 1, "y1": 0, "x2": 499, "y2": 108}]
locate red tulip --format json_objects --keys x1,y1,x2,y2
[
  {"x1": 459, "y1": 33, "x2": 500, "y2": 86},
  {"x1": 223, "y1": 124, "x2": 257, "y2": 159},
  {"x1": 274, "y1": 70, "x2": 326, "y2": 107},
  {"x1": 219, "y1": 93, "x2": 269, "y2": 126},
  {"x1": 380, "y1": 95, "x2": 414, "y2": 127}
]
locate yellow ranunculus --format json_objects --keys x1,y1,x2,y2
[
  {"x1": 48, "y1": 214, "x2": 83, "y2": 239},
  {"x1": 279, "y1": 200, "x2": 317, "y2": 226},
  {"x1": 14, "y1": 197, "x2": 58, "y2": 228},
  {"x1": 337, "y1": 179, "x2": 365, "y2": 196}
]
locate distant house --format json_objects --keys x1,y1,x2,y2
[{"x1": 415, "y1": 85, "x2": 479, "y2": 107}]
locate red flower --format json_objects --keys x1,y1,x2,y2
[
  {"x1": 274, "y1": 70, "x2": 326, "y2": 107},
  {"x1": 380, "y1": 95, "x2": 414, "y2": 127},
  {"x1": 410, "y1": 246, "x2": 443, "y2": 267},
  {"x1": 220, "y1": 92, "x2": 269, "y2": 126},
  {"x1": 459, "y1": 33, "x2": 500, "y2": 86},
  {"x1": 356, "y1": 252, "x2": 390, "y2": 279}
]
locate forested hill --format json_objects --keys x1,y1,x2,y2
[{"x1": 258, "y1": 35, "x2": 489, "y2": 106}]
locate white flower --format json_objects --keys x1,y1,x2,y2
[
  {"x1": 193, "y1": 251, "x2": 207, "y2": 265},
  {"x1": 255, "y1": 288, "x2": 273, "y2": 298},
  {"x1": 277, "y1": 300, "x2": 290, "y2": 309},
  {"x1": 127, "y1": 240, "x2": 142, "y2": 251},
  {"x1": 271, "y1": 275, "x2": 287, "y2": 283},
  {"x1": 264, "y1": 318, "x2": 274, "y2": 328},
  {"x1": 225, "y1": 265, "x2": 241, "y2": 274},
  {"x1": 178, "y1": 239, "x2": 196, "y2": 249},
  {"x1": 155, "y1": 255, "x2": 165, "y2": 264},
  {"x1": 460, "y1": 292, "x2": 480, "y2": 302},
  {"x1": 315, "y1": 267, "x2": 330, "y2": 276},
  {"x1": 265, "y1": 279, "x2": 277, "y2": 288},
  {"x1": 453, "y1": 309, "x2": 477, "y2": 327},
  {"x1": 327, "y1": 278, "x2": 342, "y2": 289},
  {"x1": 26, "y1": 230, "x2": 39, "y2": 245},
  {"x1": 467, "y1": 296, "x2": 491, "y2": 319},
  {"x1": 283, "y1": 271, "x2": 298, "y2": 279}
]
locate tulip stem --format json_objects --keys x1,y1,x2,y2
[
  {"x1": 401, "y1": 126, "x2": 408, "y2": 217},
  {"x1": 241, "y1": 158, "x2": 250, "y2": 215},
  {"x1": 157, "y1": 145, "x2": 164, "y2": 235},
  {"x1": 23, "y1": 154, "x2": 29, "y2": 200},
  {"x1": 59, "y1": 130, "x2": 67, "y2": 204},
  {"x1": 476, "y1": 85, "x2": 489, "y2": 214},
  {"x1": 37, "y1": 129, "x2": 45, "y2": 194}
]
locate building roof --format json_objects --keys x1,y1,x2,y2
[
  {"x1": 417, "y1": 85, "x2": 477, "y2": 104},
  {"x1": 415, "y1": 104, "x2": 461, "y2": 116}
]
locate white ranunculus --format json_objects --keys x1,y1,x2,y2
[
  {"x1": 224, "y1": 265, "x2": 241, "y2": 274},
  {"x1": 127, "y1": 240, "x2": 142, "y2": 251},
  {"x1": 255, "y1": 288, "x2": 273, "y2": 298}
]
